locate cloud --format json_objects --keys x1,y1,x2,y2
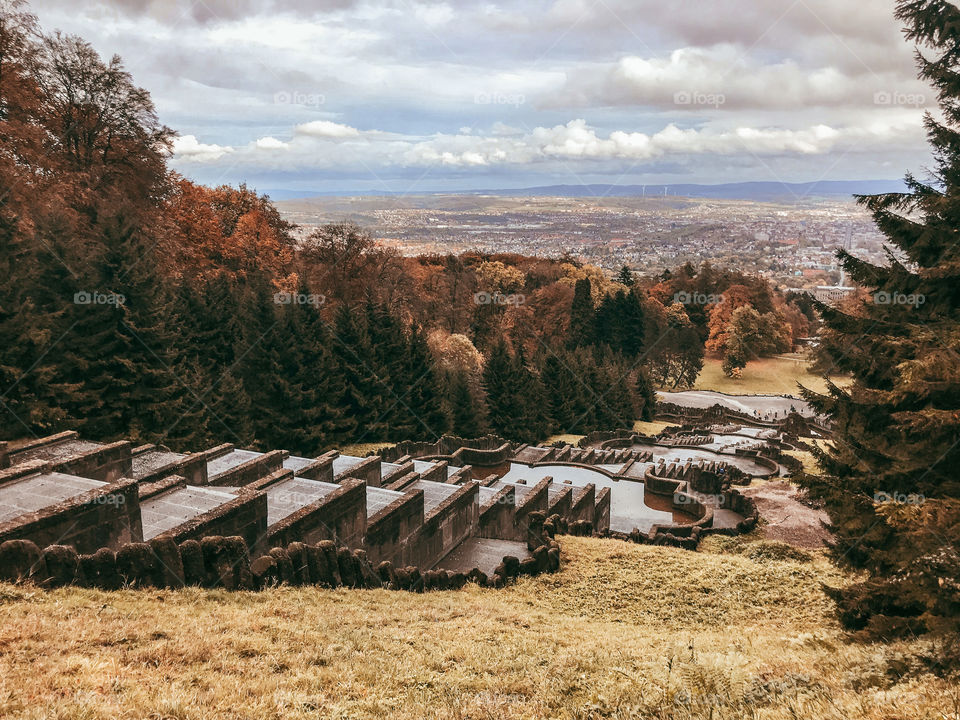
[
  {"x1": 172, "y1": 116, "x2": 926, "y2": 173},
  {"x1": 31, "y1": 0, "x2": 934, "y2": 187},
  {"x1": 554, "y1": 45, "x2": 932, "y2": 111},
  {"x1": 295, "y1": 120, "x2": 362, "y2": 139},
  {"x1": 255, "y1": 136, "x2": 288, "y2": 150},
  {"x1": 171, "y1": 134, "x2": 233, "y2": 161}
]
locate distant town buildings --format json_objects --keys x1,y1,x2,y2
[{"x1": 279, "y1": 196, "x2": 887, "y2": 289}]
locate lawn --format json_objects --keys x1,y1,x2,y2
[
  {"x1": 0, "y1": 536, "x2": 953, "y2": 719},
  {"x1": 692, "y1": 355, "x2": 850, "y2": 396}
]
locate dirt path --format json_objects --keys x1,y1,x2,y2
[{"x1": 741, "y1": 479, "x2": 833, "y2": 548}]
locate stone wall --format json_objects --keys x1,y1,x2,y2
[
  {"x1": 292, "y1": 451, "x2": 337, "y2": 482},
  {"x1": 570, "y1": 484, "x2": 596, "y2": 524},
  {"x1": 378, "y1": 435, "x2": 514, "y2": 464},
  {"x1": 266, "y1": 479, "x2": 367, "y2": 549},
  {"x1": 132, "y1": 445, "x2": 207, "y2": 485},
  {"x1": 337, "y1": 456, "x2": 382, "y2": 487},
  {"x1": 365, "y1": 489, "x2": 425, "y2": 566},
  {"x1": 418, "y1": 460, "x2": 448, "y2": 484},
  {"x1": 0, "y1": 467, "x2": 142, "y2": 554},
  {"x1": 381, "y1": 461, "x2": 415, "y2": 486},
  {"x1": 207, "y1": 450, "x2": 286, "y2": 487},
  {"x1": 10, "y1": 432, "x2": 133, "y2": 482},
  {"x1": 0, "y1": 532, "x2": 561, "y2": 593},
  {"x1": 507, "y1": 478, "x2": 550, "y2": 542},
  {"x1": 594, "y1": 487, "x2": 611, "y2": 533},
  {"x1": 415, "y1": 481, "x2": 479, "y2": 568},
  {"x1": 547, "y1": 486, "x2": 573, "y2": 519},
  {"x1": 156, "y1": 492, "x2": 268, "y2": 556},
  {"x1": 478, "y1": 485, "x2": 515, "y2": 539}
]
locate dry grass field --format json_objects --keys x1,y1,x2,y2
[
  {"x1": 692, "y1": 355, "x2": 850, "y2": 397},
  {"x1": 1, "y1": 536, "x2": 956, "y2": 719}
]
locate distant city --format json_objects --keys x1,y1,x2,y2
[{"x1": 277, "y1": 193, "x2": 886, "y2": 294}]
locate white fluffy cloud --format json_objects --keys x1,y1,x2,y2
[
  {"x1": 555, "y1": 45, "x2": 932, "y2": 111},
  {"x1": 172, "y1": 116, "x2": 926, "y2": 171},
  {"x1": 171, "y1": 135, "x2": 233, "y2": 161}
]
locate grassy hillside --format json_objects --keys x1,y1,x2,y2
[
  {"x1": 1, "y1": 536, "x2": 953, "y2": 719},
  {"x1": 692, "y1": 355, "x2": 850, "y2": 396}
]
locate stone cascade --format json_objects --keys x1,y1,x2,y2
[{"x1": 0, "y1": 433, "x2": 602, "y2": 587}]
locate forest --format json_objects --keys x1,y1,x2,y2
[{"x1": 0, "y1": 2, "x2": 812, "y2": 454}]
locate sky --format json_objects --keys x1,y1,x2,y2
[{"x1": 31, "y1": 0, "x2": 938, "y2": 193}]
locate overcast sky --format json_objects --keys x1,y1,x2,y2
[{"x1": 31, "y1": 0, "x2": 937, "y2": 193}]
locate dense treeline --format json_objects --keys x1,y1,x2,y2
[{"x1": 0, "y1": 0, "x2": 808, "y2": 452}]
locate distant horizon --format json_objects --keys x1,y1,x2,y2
[{"x1": 264, "y1": 178, "x2": 908, "y2": 202}]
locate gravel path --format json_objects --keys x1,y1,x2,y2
[{"x1": 741, "y1": 479, "x2": 833, "y2": 548}]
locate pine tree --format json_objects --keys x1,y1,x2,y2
[
  {"x1": 445, "y1": 367, "x2": 485, "y2": 438},
  {"x1": 567, "y1": 277, "x2": 594, "y2": 349},
  {"x1": 540, "y1": 351, "x2": 579, "y2": 433},
  {"x1": 292, "y1": 285, "x2": 354, "y2": 449},
  {"x1": 513, "y1": 345, "x2": 550, "y2": 442},
  {"x1": 364, "y1": 299, "x2": 412, "y2": 436},
  {"x1": 331, "y1": 303, "x2": 387, "y2": 441},
  {"x1": 233, "y1": 276, "x2": 285, "y2": 450},
  {"x1": 0, "y1": 206, "x2": 68, "y2": 438},
  {"x1": 634, "y1": 366, "x2": 656, "y2": 422},
  {"x1": 181, "y1": 274, "x2": 254, "y2": 447},
  {"x1": 616, "y1": 265, "x2": 634, "y2": 286},
  {"x1": 482, "y1": 339, "x2": 528, "y2": 442},
  {"x1": 401, "y1": 324, "x2": 449, "y2": 440},
  {"x1": 800, "y1": 0, "x2": 960, "y2": 635}
]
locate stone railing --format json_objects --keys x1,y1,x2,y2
[
  {"x1": 0, "y1": 511, "x2": 562, "y2": 593},
  {"x1": 378, "y1": 435, "x2": 516, "y2": 465}
]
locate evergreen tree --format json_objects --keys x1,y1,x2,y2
[
  {"x1": 445, "y1": 367, "x2": 485, "y2": 438},
  {"x1": 567, "y1": 277, "x2": 594, "y2": 349},
  {"x1": 0, "y1": 205, "x2": 70, "y2": 438},
  {"x1": 800, "y1": 0, "x2": 960, "y2": 635},
  {"x1": 292, "y1": 285, "x2": 354, "y2": 449},
  {"x1": 401, "y1": 324, "x2": 449, "y2": 440},
  {"x1": 233, "y1": 276, "x2": 286, "y2": 449},
  {"x1": 513, "y1": 344, "x2": 550, "y2": 441},
  {"x1": 616, "y1": 264, "x2": 634, "y2": 286},
  {"x1": 182, "y1": 275, "x2": 254, "y2": 447},
  {"x1": 540, "y1": 351, "x2": 579, "y2": 433},
  {"x1": 330, "y1": 303, "x2": 388, "y2": 441},
  {"x1": 482, "y1": 340, "x2": 528, "y2": 441},
  {"x1": 364, "y1": 299, "x2": 413, "y2": 436},
  {"x1": 634, "y1": 366, "x2": 656, "y2": 422}
]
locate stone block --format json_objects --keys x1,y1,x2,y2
[
  {"x1": 116, "y1": 542, "x2": 157, "y2": 587},
  {"x1": 0, "y1": 539, "x2": 43, "y2": 583},
  {"x1": 178, "y1": 540, "x2": 205, "y2": 586},
  {"x1": 148, "y1": 536, "x2": 185, "y2": 588},
  {"x1": 41, "y1": 545, "x2": 78, "y2": 587}
]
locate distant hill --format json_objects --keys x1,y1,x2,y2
[
  {"x1": 477, "y1": 180, "x2": 908, "y2": 201},
  {"x1": 264, "y1": 180, "x2": 907, "y2": 202}
]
